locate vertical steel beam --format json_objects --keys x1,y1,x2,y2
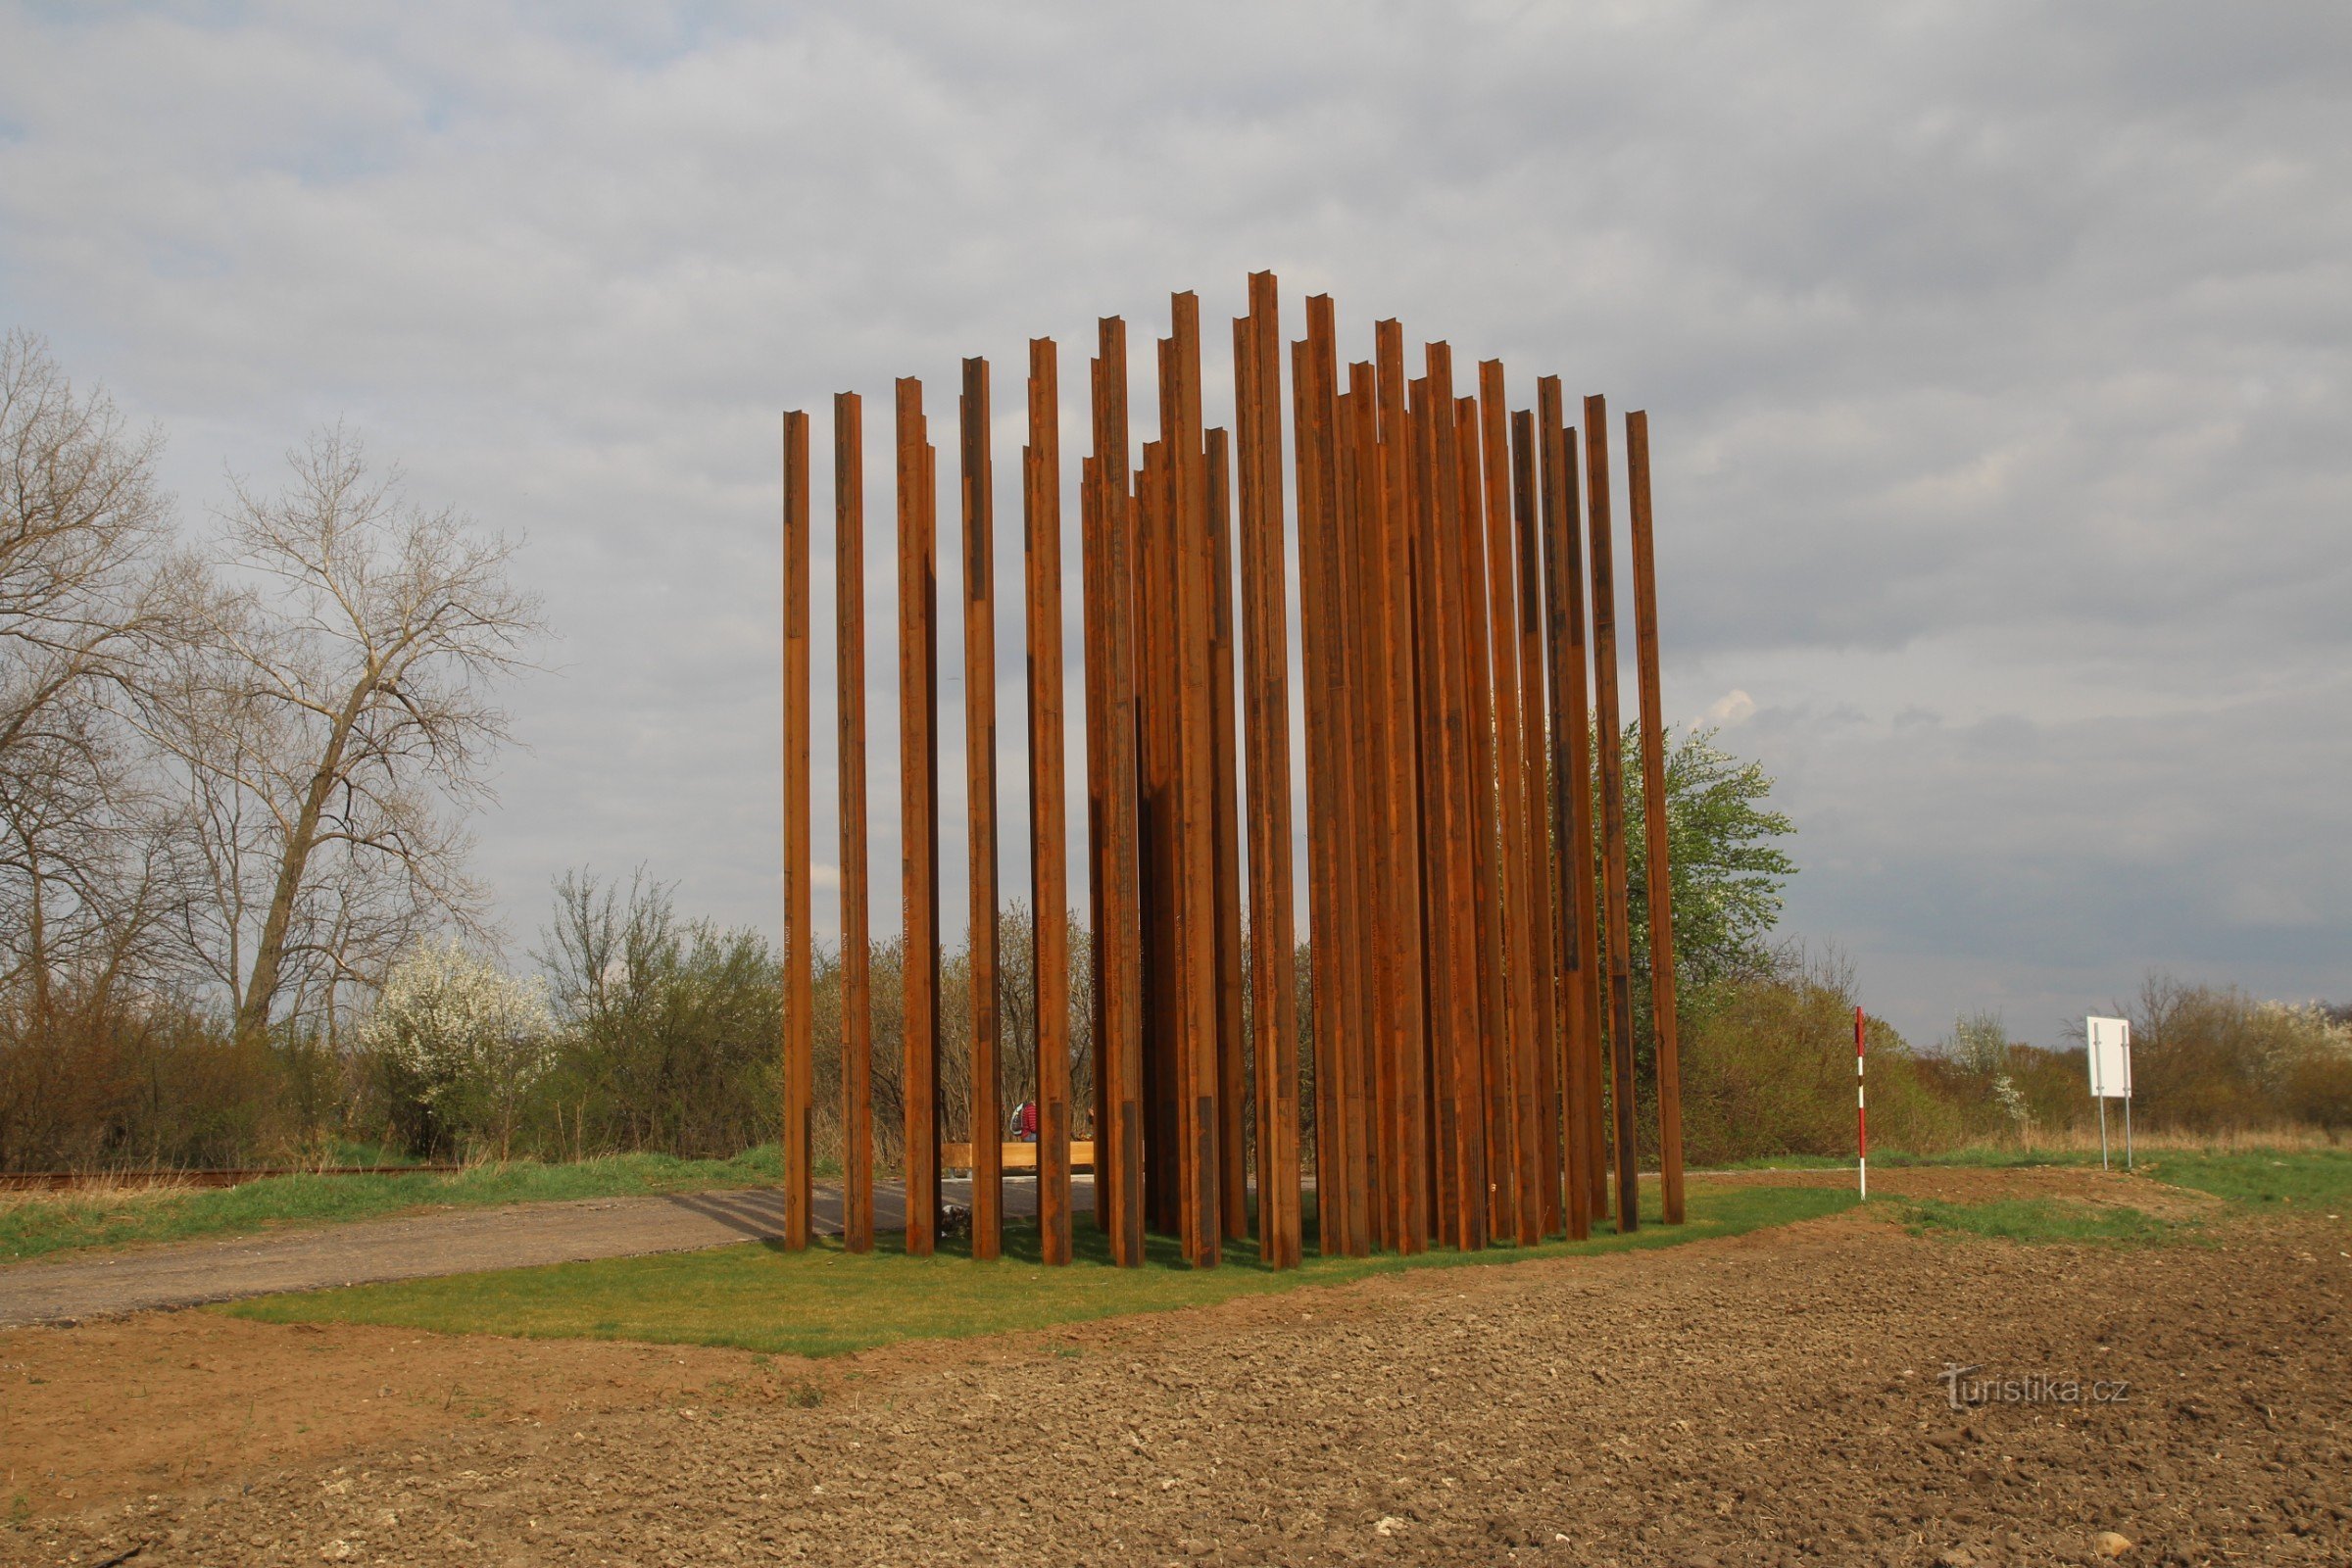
[
  {"x1": 1025, "y1": 339, "x2": 1073, "y2": 1263},
  {"x1": 1540, "y1": 379, "x2": 1601, "y2": 1238},
  {"x1": 1453, "y1": 385, "x2": 1508, "y2": 1247},
  {"x1": 898, "y1": 378, "x2": 942, "y2": 1255},
  {"x1": 835, "y1": 393, "x2": 874, "y2": 1254},
  {"x1": 962, "y1": 359, "x2": 1002, "y2": 1261},
  {"x1": 1407, "y1": 373, "x2": 1459, "y2": 1247},
  {"x1": 1585, "y1": 394, "x2": 1640, "y2": 1234},
  {"x1": 1343, "y1": 364, "x2": 1396, "y2": 1253},
  {"x1": 1081, "y1": 441, "x2": 1109, "y2": 1233},
  {"x1": 1234, "y1": 274, "x2": 1301, "y2": 1269},
  {"x1": 782, "y1": 410, "x2": 814, "y2": 1251},
  {"x1": 1510, "y1": 409, "x2": 1564, "y2": 1240},
  {"x1": 1093, "y1": 319, "x2": 1147, "y2": 1267},
  {"x1": 1206, "y1": 426, "x2": 1250, "y2": 1245},
  {"x1": 1478, "y1": 366, "x2": 1543, "y2": 1246},
  {"x1": 1626, "y1": 410, "x2": 1688, "y2": 1226},
  {"x1": 1167, "y1": 293, "x2": 1222, "y2": 1268},
  {"x1": 1373, "y1": 321, "x2": 1430, "y2": 1255},
  {"x1": 1427, "y1": 346, "x2": 1489, "y2": 1250}
]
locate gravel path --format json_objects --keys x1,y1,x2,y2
[{"x1": 0, "y1": 1176, "x2": 1094, "y2": 1325}]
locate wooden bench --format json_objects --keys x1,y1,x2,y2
[{"x1": 940, "y1": 1141, "x2": 1095, "y2": 1174}]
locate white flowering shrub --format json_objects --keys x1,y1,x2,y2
[{"x1": 363, "y1": 939, "x2": 556, "y2": 1157}]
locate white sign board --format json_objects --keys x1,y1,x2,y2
[{"x1": 2085, "y1": 1015, "x2": 2132, "y2": 1101}]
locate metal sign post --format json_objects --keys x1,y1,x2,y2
[{"x1": 2085, "y1": 1016, "x2": 2133, "y2": 1172}]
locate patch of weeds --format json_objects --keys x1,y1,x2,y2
[
  {"x1": 784, "y1": 1382, "x2": 822, "y2": 1408},
  {"x1": 7, "y1": 1493, "x2": 28, "y2": 1529},
  {"x1": 1888, "y1": 1196, "x2": 2171, "y2": 1246},
  {"x1": 1054, "y1": 1346, "x2": 1083, "y2": 1359}
]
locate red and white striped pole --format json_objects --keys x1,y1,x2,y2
[{"x1": 1855, "y1": 1004, "x2": 1868, "y2": 1200}]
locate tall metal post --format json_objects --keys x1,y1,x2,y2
[
  {"x1": 835, "y1": 393, "x2": 874, "y2": 1253},
  {"x1": 781, "y1": 410, "x2": 814, "y2": 1250},
  {"x1": 1626, "y1": 409, "x2": 1687, "y2": 1225},
  {"x1": 1025, "y1": 339, "x2": 1072, "y2": 1264},
  {"x1": 897, "y1": 379, "x2": 942, "y2": 1256},
  {"x1": 1585, "y1": 394, "x2": 1640, "y2": 1234}
]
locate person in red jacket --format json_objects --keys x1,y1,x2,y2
[{"x1": 1012, "y1": 1100, "x2": 1039, "y2": 1142}]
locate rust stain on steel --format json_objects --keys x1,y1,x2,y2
[
  {"x1": 1025, "y1": 339, "x2": 1073, "y2": 1263},
  {"x1": 1093, "y1": 318, "x2": 1146, "y2": 1267},
  {"x1": 1206, "y1": 425, "x2": 1250, "y2": 1245},
  {"x1": 1234, "y1": 273, "x2": 1301, "y2": 1269},
  {"x1": 897, "y1": 378, "x2": 942, "y2": 1257},
  {"x1": 1374, "y1": 320, "x2": 1430, "y2": 1255},
  {"x1": 962, "y1": 358, "x2": 1003, "y2": 1262},
  {"x1": 1541, "y1": 380, "x2": 1604, "y2": 1237},
  {"x1": 1585, "y1": 393, "x2": 1640, "y2": 1235},
  {"x1": 834, "y1": 392, "x2": 874, "y2": 1254},
  {"x1": 1479, "y1": 365, "x2": 1543, "y2": 1247},
  {"x1": 1625, "y1": 409, "x2": 1688, "y2": 1227},
  {"x1": 1510, "y1": 407, "x2": 1565, "y2": 1240},
  {"x1": 781, "y1": 410, "x2": 814, "y2": 1252}
]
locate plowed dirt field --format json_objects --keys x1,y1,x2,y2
[{"x1": 5, "y1": 1167, "x2": 2346, "y2": 1567}]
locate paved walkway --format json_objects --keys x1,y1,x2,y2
[{"x1": 0, "y1": 1176, "x2": 1097, "y2": 1327}]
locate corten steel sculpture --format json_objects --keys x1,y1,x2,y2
[{"x1": 778, "y1": 273, "x2": 1686, "y2": 1264}]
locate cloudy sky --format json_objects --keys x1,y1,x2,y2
[{"x1": 3, "y1": 2, "x2": 2345, "y2": 1050}]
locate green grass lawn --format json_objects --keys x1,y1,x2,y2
[
  {"x1": 1885, "y1": 1196, "x2": 2173, "y2": 1245},
  {"x1": 2130, "y1": 1147, "x2": 2352, "y2": 1209},
  {"x1": 218, "y1": 1180, "x2": 1855, "y2": 1358},
  {"x1": 0, "y1": 1148, "x2": 784, "y2": 1263}
]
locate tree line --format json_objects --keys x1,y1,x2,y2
[{"x1": 0, "y1": 330, "x2": 541, "y2": 1166}]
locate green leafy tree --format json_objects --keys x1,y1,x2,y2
[{"x1": 1617, "y1": 723, "x2": 1796, "y2": 1018}]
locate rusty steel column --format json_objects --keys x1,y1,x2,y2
[
  {"x1": 1510, "y1": 408, "x2": 1564, "y2": 1240},
  {"x1": 961, "y1": 359, "x2": 1003, "y2": 1262},
  {"x1": 1374, "y1": 321, "x2": 1430, "y2": 1254},
  {"x1": 1626, "y1": 409, "x2": 1688, "y2": 1226},
  {"x1": 1540, "y1": 380, "x2": 1600, "y2": 1240},
  {"x1": 898, "y1": 378, "x2": 942, "y2": 1256},
  {"x1": 835, "y1": 393, "x2": 874, "y2": 1254},
  {"x1": 1585, "y1": 393, "x2": 1640, "y2": 1234},
  {"x1": 1293, "y1": 301, "x2": 1359, "y2": 1256},
  {"x1": 1080, "y1": 442, "x2": 1109, "y2": 1233},
  {"x1": 1025, "y1": 339, "x2": 1073, "y2": 1263},
  {"x1": 1407, "y1": 372, "x2": 1456, "y2": 1248},
  {"x1": 1427, "y1": 346, "x2": 1488, "y2": 1250},
  {"x1": 1093, "y1": 318, "x2": 1147, "y2": 1267},
  {"x1": 781, "y1": 410, "x2": 814, "y2": 1251},
  {"x1": 1166, "y1": 293, "x2": 1221, "y2": 1268},
  {"x1": 1342, "y1": 364, "x2": 1396, "y2": 1253},
  {"x1": 1234, "y1": 274, "x2": 1301, "y2": 1269},
  {"x1": 1450, "y1": 382, "x2": 1506, "y2": 1248},
  {"x1": 1206, "y1": 426, "x2": 1250, "y2": 1245},
  {"x1": 1478, "y1": 365, "x2": 1543, "y2": 1245}
]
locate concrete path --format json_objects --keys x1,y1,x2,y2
[{"x1": 0, "y1": 1176, "x2": 1098, "y2": 1327}]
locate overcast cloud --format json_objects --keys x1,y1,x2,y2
[{"x1": 2, "y1": 1, "x2": 2345, "y2": 1050}]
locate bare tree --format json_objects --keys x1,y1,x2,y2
[
  {"x1": 149, "y1": 426, "x2": 544, "y2": 1040},
  {"x1": 0, "y1": 330, "x2": 180, "y2": 1014}
]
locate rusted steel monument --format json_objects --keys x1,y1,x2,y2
[{"x1": 780, "y1": 273, "x2": 1686, "y2": 1265}]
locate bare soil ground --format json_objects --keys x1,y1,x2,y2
[{"x1": 7, "y1": 1166, "x2": 2348, "y2": 1567}]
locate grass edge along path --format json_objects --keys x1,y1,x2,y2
[
  {"x1": 0, "y1": 1149, "x2": 785, "y2": 1264},
  {"x1": 220, "y1": 1181, "x2": 1853, "y2": 1359}
]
